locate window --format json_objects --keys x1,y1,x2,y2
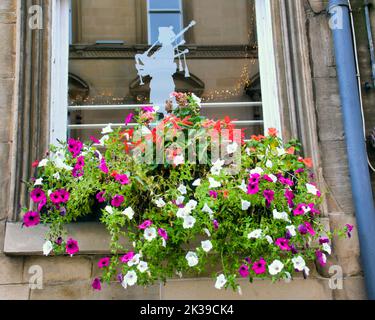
[{"x1": 147, "y1": 0, "x2": 184, "y2": 44}]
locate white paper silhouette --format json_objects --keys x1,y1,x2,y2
[{"x1": 135, "y1": 20, "x2": 196, "y2": 114}]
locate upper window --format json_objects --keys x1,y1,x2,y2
[{"x1": 147, "y1": 0, "x2": 184, "y2": 44}]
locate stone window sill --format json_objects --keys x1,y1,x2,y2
[{"x1": 3, "y1": 222, "x2": 130, "y2": 256}]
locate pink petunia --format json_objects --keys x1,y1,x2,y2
[
  {"x1": 158, "y1": 228, "x2": 168, "y2": 240},
  {"x1": 23, "y1": 211, "x2": 40, "y2": 228},
  {"x1": 92, "y1": 278, "x2": 102, "y2": 291},
  {"x1": 247, "y1": 183, "x2": 259, "y2": 195},
  {"x1": 96, "y1": 191, "x2": 106, "y2": 203},
  {"x1": 50, "y1": 191, "x2": 62, "y2": 204},
  {"x1": 275, "y1": 238, "x2": 291, "y2": 251},
  {"x1": 252, "y1": 258, "x2": 267, "y2": 275},
  {"x1": 66, "y1": 238, "x2": 79, "y2": 256},
  {"x1": 30, "y1": 188, "x2": 46, "y2": 203},
  {"x1": 120, "y1": 251, "x2": 135, "y2": 263},
  {"x1": 99, "y1": 158, "x2": 109, "y2": 174},
  {"x1": 125, "y1": 113, "x2": 134, "y2": 125},
  {"x1": 138, "y1": 220, "x2": 153, "y2": 230},
  {"x1": 239, "y1": 264, "x2": 250, "y2": 278},
  {"x1": 115, "y1": 174, "x2": 130, "y2": 185},
  {"x1": 98, "y1": 257, "x2": 111, "y2": 269},
  {"x1": 58, "y1": 189, "x2": 70, "y2": 203},
  {"x1": 111, "y1": 195, "x2": 124, "y2": 207}
]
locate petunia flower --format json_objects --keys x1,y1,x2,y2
[
  {"x1": 215, "y1": 274, "x2": 227, "y2": 290},
  {"x1": 138, "y1": 220, "x2": 153, "y2": 230},
  {"x1": 248, "y1": 229, "x2": 262, "y2": 239},
  {"x1": 92, "y1": 278, "x2": 102, "y2": 291},
  {"x1": 90, "y1": 136, "x2": 100, "y2": 144},
  {"x1": 268, "y1": 260, "x2": 284, "y2": 275},
  {"x1": 144, "y1": 227, "x2": 157, "y2": 241},
  {"x1": 239, "y1": 264, "x2": 250, "y2": 278},
  {"x1": 304, "y1": 221, "x2": 316, "y2": 236},
  {"x1": 58, "y1": 189, "x2": 70, "y2": 203},
  {"x1": 120, "y1": 251, "x2": 135, "y2": 263},
  {"x1": 111, "y1": 195, "x2": 124, "y2": 207},
  {"x1": 154, "y1": 198, "x2": 166, "y2": 208},
  {"x1": 247, "y1": 183, "x2": 259, "y2": 195},
  {"x1": 263, "y1": 190, "x2": 275, "y2": 208},
  {"x1": 315, "y1": 250, "x2": 327, "y2": 267},
  {"x1": 125, "y1": 113, "x2": 134, "y2": 126},
  {"x1": 30, "y1": 188, "x2": 46, "y2": 203},
  {"x1": 158, "y1": 228, "x2": 168, "y2": 241},
  {"x1": 213, "y1": 220, "x2": 219, "y2": 230},
  {"x1": 292, "y1": 256, "x2": 306, "y2": 272},
  {"x1": 241, "y1": 200, "x2": 251, "y2": 211},
  {"x1": 122, "y1": 271, "x2": 137, "y2": 288},
  {"x1": 115, "y1": 174, "x2": 130, "y2": 185},
  {"x1": 183, "y1": 215, "x2": 196, "y2": 229},
  {"x1": 252, "y1": 258, "x2": 267, "y2": 275},
  {"x1": 98, "y1": 257, "x2": 110, "y2": 269},
  {"x1": 137, "y1": 261, "x2": 148, "y2": 273},
  {"x1": 209, "y1": 190, "x2": 218, "y2": 199},
  {"x1": 209, "y1": 177, "x2": 221, "y2": 189},
  {"x1": 201, "y1": 240, "x2": 213, "y2": 253},
  {"x1": 98, "y1": 158, "x2": 109, "y2": 174},
  {"x1": 185, "y1": 251, "x2": 199, "y2": 267},
  {"x1": 23, "y1": 211, "x2": 40, "y2": 228},
  {"x1": 96, "y1": 191, "x2": 106, "y2": 203},
  {"x1": 66, "y1": 238, "x2": 79, "y2": 256},
  {"x1": 123, "y1": 207, "x2": 134, "y2": 220},
  {"x1": 275, "y1": 238, "x2": 291, "y2": 251}
]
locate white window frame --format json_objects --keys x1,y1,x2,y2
[{"x1": 49, "y1": 0, "x2": 282, "y2": 142}]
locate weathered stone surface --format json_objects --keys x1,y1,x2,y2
[
  {"x1": 30, "y1": 280, "x2": 160, "y2": 300},
  {"x1": 23, "y1": 256, "x2": 92, "y2": 284},
  {"x1": 333, "y1": 276, "x2": 367, "y2": 300},
  {"x1": 0, "y1": 255, "x2": 24, "y2": 284},
  {"x1": 160, "y1": 278, "x2": 333, "y2": 300},
  {"x1": 329, "y1": 213, "x2": 362, "y2": 276},
  {"x1": 0, "y1": 284, "x2": 29, "y2": 300},
  {"x1": 0, "y1": 79, "x2": 15, "y2": 143},
  {"x1": 0, "y1": 0, "x2": 16, "y2": 12},
  {"x1": 0, "y1": 143, "x2": 10, "y2": 220},
  {"x1": 0, "y1": 23, "x2": 15, "y2": 77},
  {"x1": 0, "y1": 220, "x2": 5, "y2": 253}
]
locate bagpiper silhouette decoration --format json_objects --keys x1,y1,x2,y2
[{"x1": 135, "y1": 20, "x2": 196, "y2": 114}]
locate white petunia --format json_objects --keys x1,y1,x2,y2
[
  {"x1": 209, "y1": 177, "x2": 221, "y2": 189},
  {"x1": 34, "y1": 178, "x2": 43, "y2": 186},
  {"x1": 162, "y1": 238, "x2": 167, "y2": 247},
  {"x1": 176, "y1": 207, "x2": 190, "y2": 219},
  {"x1": 215, "y1": 274, "x2": 227, "y2": 290},
  {"x1": 202, "y1": 203, "x2": 214, "y2": 219},
  {"x1": 227, "y1": 142, "x2": 238, "y2": 154},
  {"x1": 277, "y1": 147, "x2": 287, "y2": 156},
  {"x1": 42, "y1": 240, "x2": 53, "y2": 256},
  {"x1": 38, "y1": 159, "x2": 49, "y2": 167},
  {"x1": 201, "y1": 240, "x2": 213, "y2": 253},
  {"x1": 268, "y1": 260, "x2": 284, "y2": 275},
  {"x1": 137, "y1": 261, "x2": 148, "y2": 273},
  {"x1": 155, "y1": 198, "x2": 166, "y2": 208},
  {"x1": 128, "y1": 253, "x2": 140, "y2": 267},
  {"x1": 286, "y1": 225, "x2": 297, "y2": 237},
  {"x1": 101, "y1": 124, "x2": 113, "y2": 134},
  {"x1": 192, "y1": 179, "x2": 201, "y2": 187},
  {"x1": 203, "y1": 228, "x2": 211, "y2": 237},
  {"x1": 250, "y1": 167, "x2": 264, "y2": 175},
  {"x1": 53, "y1": 172, "x2": 60, "y2": 180},
  {"x1": 99, "y1": 135, "x2": 109, "y2": 146},
  {"x1": 238, "y1": 180, "x2": 247, "y2": 193},
  {"x1": 268, "y1": 174, "x2": 278, "y2": 183},
  {"x1": 105, "y1": 206, "x2": 114, "y2": 215},
  {"x1": 322, "y1": 243, "x2": 332, "y2": 255},
  {"x1": 123, "y1": 207, "x2": 135, "y2": 220},
  {"x1": 284, "y1": 272, "x2": 292, "y2": 283},
  {"x1": 183, "y1": 215, "x2": 196, "y2": 229},
  {"x1": 122, "y1": 270, "x2": 137, "y2": 288},
  {"x1": 304, "y1": 266, "x2": 310, "y2": 277},
  {"x1": 186, "y1": 200, "x2": 198, "y2": 211},
  {"x1": 144, "y1": 227, "x2": 157, "y2": 242},
  {"x1": 178, "y1": 184, "x2": 187, "y2": 195},
  {"x1": 241, "y1": 200, "x2": 251, "y2": 211},
  {"x1": 273, "y1": 209, "x2": 291, "y2": 223},
  {"x1": 176, "y1": 196, "x2": 185, "y2": 206},
  {"x1": 48, "y1": 190, "x2": 52, "y2": 196},
  {"x1": 266, "y1": 160, "x2": 273, "y2": 168},
  {"x1": 265, "y1": 235, "x2": 274, "y2": 244},
  {"x1": 306, "y1": 183, "x2": 320, "y2": 196},
  {"x1": 292, "y1": 256, "x2": 306, "y2": 272},
  {"x1": 210, "y1": 159, "x2": 225, "y2": 175},
  {"x1": 248, "y1": 229, "x2": 262, "y2": 239},
  {"x1": 185, "y1": 251, "x2": 199, "y2": 267},
  {"x1": 173, "y1": 155, "x2": 185, "y2": 166}
]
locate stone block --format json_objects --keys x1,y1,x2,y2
[
  {"x1": 334, "y1": 276, "x2": 367, "y2": 300},
  {"x1": 0, "y1": 143, "x2": 10, "y2": 219},
  {"x1": 23, "y1": 256, "x2": 92, "y2": 284},
  {"x1": 0, "y1": 284, "x2": 29, "y2": 300},
  {"x1": 0, "y1": 255, "x2": 24, "y2": 284},
  {"x1": 329, "y1": 213, "x2": 362, "y2": 276},
  {"x1": 0, "y1": 79, "x2": 15, "y2": 143},
  {"x1": 0, "y1": 0, "x2": 16, "y2": 12},
  {"x1": 30, "y1": 280, "x2": 160, "y2": 300},
  {"x1": 0, "y1": 22, "x2": 15, "y2": 76},
  {"x1": 0, "y1": 220, "x2": 5, "y2": 253},
  {"x1": 160, "y1": 277, "x2": 333, "y2": 300}
]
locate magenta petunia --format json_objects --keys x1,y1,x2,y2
[
  {"x1": 72, "y1": 165, "x2": 84, "y2": 178},
  {"x1": 30, "y1": 188, "x2": 46, "y2": 203},
  {"x1": 247, "y1": 183, "x2": 259, "y2": 195},
  {"x1": 345, "y1": 224, "x2": 354, "y2": 238},
  {"x1": 90, "y1": 136, "x2": 100, "y2": 144},
  {"x1": 315, "y1": 250, "x2": 327, "y2": 267},
  {"x1": 111, "y1": 195, "x2": 124, "y2": 207},
  {"x1": 91, "y1": 278, "x2": 102, "y2": 291},
  {"x1": 115, "y1": 174, "x2": 130, "y2": 185},
  {"x1": 275, "y1": 238, "x2": 291, "y2": 251},
  {"x1": 38, "y1": 196, "x2": 47, "y2": 211},
  {"x1": 98, "y1": 257, "x2": 111, "y2": 269},
  {"x1": 142, "y1": 106, "x2": 155, "y2": 113},
  {"x1": 304, "y1": 221, "x2": 316, "y2": 236},
  {"x1": 239, "y1": 264, "x2": 250, "y2": 278},
  {"x1": 249, "y1": 173, "x2": 261, "y2": 184},
  {"x1": 138, "y1": 220, "x2": 153, "y2": 230},
  {"x1": 58, "y1": 189, "x2": 70, "y2": 203},
  {"x1": 66, "y1": 238, "x2": 79, "y2": 256},
  {"x1": 279, "y1": 177, "x2": 294, "y2": 187},
  {"x1": 213, "y1": 220, "x2": 219, "y2": 230},
  {"x1": 263, "y1": 190, "x2": 275, "y2": 207},
  {"x1": 76, "y1": 156, "x2": 85, "y2": 168},
  {"x1": 209, "y1": 190, "x2": 218, "y2": 199},
  {"x1": 284, "y1": 189, "x2": 295, "y2": 208},
  {"x1": 96, "y1": 191, "x2": 106, "y2": 203},
  {"x1": 99, "y1": 158, "x2": 109, "y2": 174},
  {"x1": 263, "y1": 175, "x2": 274, "y2": 183},
  {"x1": 125, "y1": 113, "x2": 134, "y2": 125},
  {"x1": 23, "y1": 211, "x2": 40, "y2": 228},
  {"x1": 50, "y1": 191, "x2": 62, "y2": 204},
  {"x1": 252, "y1": 258, "x2": 267, "y2": 275},
  {"x1": 293, "y1": 203, "x2": 307, "y2": 216},
  {"x1": 67, "y1": 138, "x2": 83, "y2": 158},
  {"x1": 120, "y1": 251, "x2": 135, "y2": 263},
  {"x1": 158, "y1": 228, "x2": 168, "y2": 240}
]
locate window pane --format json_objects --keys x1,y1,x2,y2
[
  {"x1": 149, "y1": 0, "x2": 181, "y2": 10},
  {"x1": 149, "y1": 13, "x2": 182, "y2": 43}
]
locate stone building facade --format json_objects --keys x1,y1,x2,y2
[{"x1": 0, "y1": 0, "x2": 373, "y2": 299}]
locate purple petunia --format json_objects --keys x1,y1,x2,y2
[
  {"x1": 96, "y1": 191, "x2": 106, "y2": 203},
  {"x1": 239, "y1": 264, "x2": 250, "y2": 278},
  {"x1": 263, "y1": 190, "x2": 275, "y2": 208},
  {"x1": 66, "y1": 238, "x2": 79, "y2": 256},
  {"x1": 23, "y1": 211, "x2": 40, "y2": 228},
  {"x1": 158, "y1": 228, "x2": 168, "y2": 240},
  {"x1": 92, "y1": 278, "x2": 102, "y2": 291},
  {"x1": 111, "y1": 195, "x2": 124, "y2": 207},
  {"x1": 30, "y1": 188, "x2": 46, "y2": 203}
]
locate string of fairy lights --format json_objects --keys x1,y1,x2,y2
[{"x1": 69, "y1": 1, "x2": 259, "y2": 106}]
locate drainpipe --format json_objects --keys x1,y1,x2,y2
[
  {"x1": 364, "y1": 0, "x2": 375, "y2": 89},
  {"x1": 328, "y1": 0, "x2": 375, "y2": 300}
]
